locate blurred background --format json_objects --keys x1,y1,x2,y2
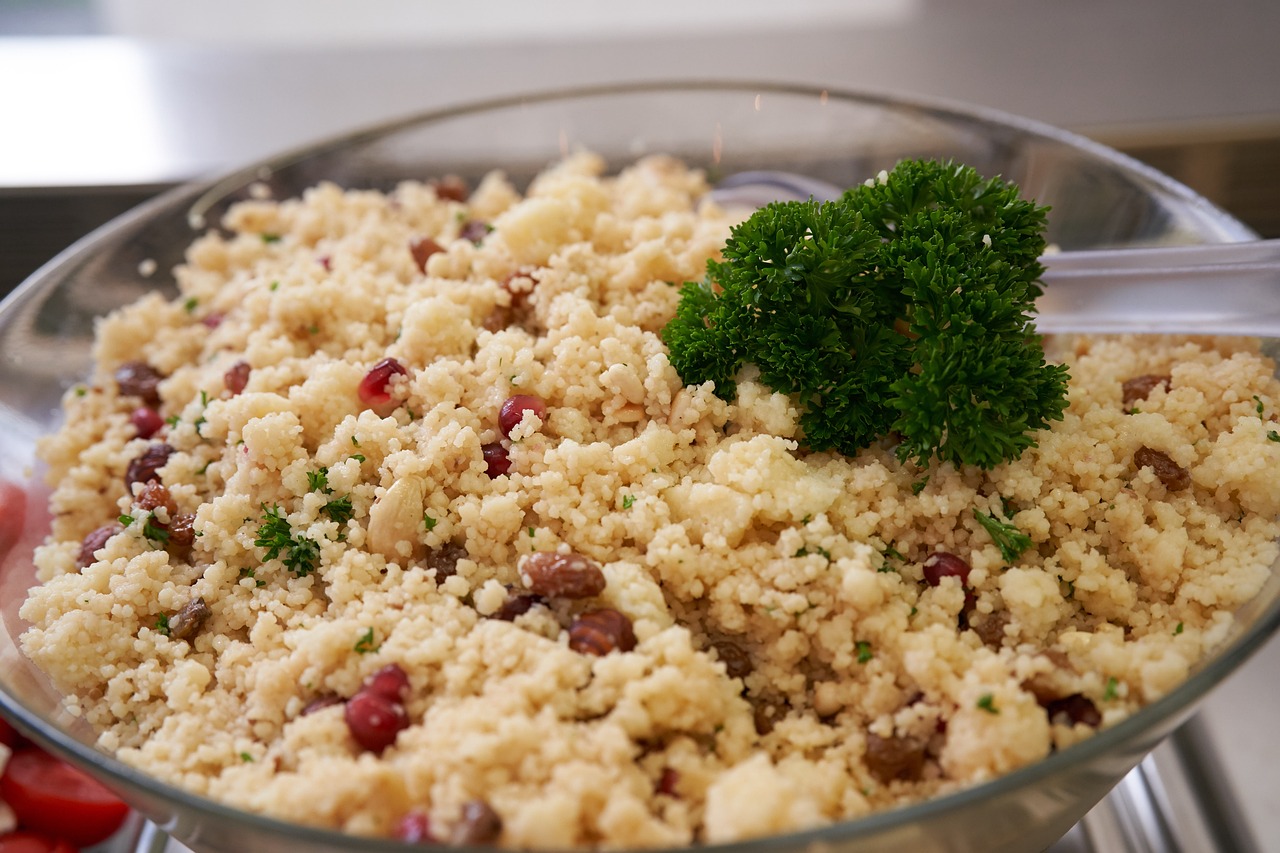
[{"x1": 3, "y1": 0, "x2": 1280, "y2": 295}]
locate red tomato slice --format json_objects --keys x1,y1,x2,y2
[
  {"x1": 0, "y1": 831, "x2": 76, "y2": 853},
  {"x1": 0, "y1": 748, "x2": 129, "y2": 847}
]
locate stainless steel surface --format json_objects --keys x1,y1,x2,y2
[{"x1": 1, "y1": 83, "x2": 1277, "y2": 853}]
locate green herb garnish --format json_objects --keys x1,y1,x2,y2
[
  {"x1": 974, "y1": 509, "x2": 1032, "y2": 563},
  {"x1": 239, "y1": 752, "x2": 254, "y2": 762},
  {"x1": 855, "y1": 641, "x2": 873, "y2": 664},
  {"x1": 261, "y1": 233, "x2": 281, "y2": 244},
  {"x1": 977, "y1": 693, "x2": 999, "y2": 714},
  {"x1": 254, "y1": 504, "x2": 320, "y2": 577},
  {"x1": 119, "y1": 514, "x2": 135, "y2": 527},
  {"x1": 183, "y1": 297, "x2": 199, "y2": 313},
  {"x1": 1268, "y1": 430, "x2": 1280, "y2": 443},
  {"x1": 661, "y1": 159, "x2": 1067, "y2": 469},
  {"x1": 354, "y1": 627, "x2": 379, "y2": 654},
  {"x1": 322, "y1": 495, "x2": 354, "y2": 525},
  {"x1": 1174, "y1": 622, "x2": 1184, "y2": 635},
  {"x1": 307, "y1": 468, "x2": 331, "y2": 493},
  {"x1": 154, "y1": 614, "x2": 170, "y2": 636},
  {"x1": 423, "y1": 513, "x2": 437, "y2": 531},
  {"x1": 622, "y1": 494, "x2": 636, "y2": 510},
  {"x1": 142, "y1": 517, "x2": 170, "y2": 544},
  {"x1": 1103, "y1": 677, "x2": 1120, "y2": 701}
]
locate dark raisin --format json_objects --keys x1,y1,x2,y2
[
  {"x1": 656, "y1": 767, "x2": 680, "y2": 797},
  {"x1": 301, "y1": 694, "x2": 344, "y2": 716},
  {"x1": 481, "y1": 305, "x2": 514, "y2": 333},
  {"x1": 1042, "y1": 693, "x2": 1102, "y2": 728},
  {"x1": 923, "y1": 552, "x2": 971, "y2": 587},
  {"x1": 1122, "y1": 374, "x2": 1171, "y2": 406},
  {"x1": 482, "y1": 443, "x2": 511, "y2": 478},
  {"x1": 130, "y1": 407, "x2": 165, "y2": 439},
  {"x1": 492, "y1": 591, "x2": 543, "y2": 622},
  {"x1": 166, "y1": 513, "x2": 196, "y2": 559},
  {"x1": 968, "y1": 609, "x2": 1010, "y2": 649},
  {"x1": 167, "y1": 597, "x2": 211, "y2": 642},
  {"x1": 1133, "y1": 446, "x2": 1191, "y2": 491},
  {"x1": 864, "y1": 732, "x2": 928, "y2": 785},
  {"x1": 709, "y1": 638, "x2": 753, "y2": 680},
  {"x1": 500, "y1": 270, "x2": 539, "y2": 311},
  {"x1": 431, "y1": 175, "x2": 469, "y2": 202},
  {"x1": 134, "y1": 482, "x2": 176, "y2": 515},
  {"x1": 568, "y1": 609, "x2": 636, "y2": 656},
  {"x1": 114, "y1": 361, "x2": 164, "y2": 404},
  {"x1": 410, "y1": 237, "x2": 444, "y2": 274},
  {"x1": 124, "y1": 443, "x2": 174, "y2": 491},
  {"x1": 458, "y1": 220, "x2": 491, "y2": 244},
  {"x1": 450, "y1": 800, "x2": 502, "y2": 846},
  {"x1": 426, "y1": 542, "x2": 468, "y2": 581},
  {"x1": 521, "y1": 551, "x2": 606, "y2": 599},
  {"x1": 77, "y1": 523, "x2": 124, "y2": 568},
  {"x1": 224, "y1": 360, "x2": 251, "y2": 396},
  {"x1": 752, "y1": 701, "x2": 781, "y2": 735}
]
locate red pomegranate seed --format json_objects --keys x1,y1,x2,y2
[
  {"x1": 459, "y1": 220, "x2": 491, "y2": 244},
  {"x1": 922, "y1": 552, "x2": 971, "y2": 587},
  {"x1": 344, "y1": 690, "x2": 409, "y2": 754},
  {"x1": 318, "y1": 255, "x2": 332, "y2": 271},
  {"x1": 498, "y1": 394, "x2": 546, "y2": 438},
  {"x1": 224, "y1": 360, "x2": 251, "y2": 396},
  {"x1": 656, "y1": 767, "x2": 680, "y2": 797},
  {"x1": 363, "y1": 664, "x2": 410, "y2": 704},
  {"x1": 201, "y1": 313, "x2": 225, "y2": 330},
  {"x1": 358, "y1": 358, "x2": 409, "y2": 407},
  {"x1": 396, "y1": 811, "x2": 437, "y2": 843},
  {"x1": 482, "y1": 443, "x2": 510, "y2": 477},
  {"x1": 130, "y1": 406, "x2": 165, "y2": 439}
]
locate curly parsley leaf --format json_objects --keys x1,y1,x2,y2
[
  {"x1": 974, "y1": 508, "x2": 1032, "y2": 564},
  {"x1": 322, "y1": 495, "x2": 355, "y2": 525},
  {"x1": 254, "y1": 504, "x2": 320, "y2": 577},
  {"x1": 663, "y1": 159, "x2": 1067, "y2": 469}
]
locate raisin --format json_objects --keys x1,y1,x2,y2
[
  {"x1": 656, "y1": 767, "x2": 680, "y2": 797},
  {"x1": 450, "y1": 800, "x2": 502, "y2": 846},
  {"x1": 864, "y1": 732, "x2": 928, "y2": 785},
  {"x1": 124, "y1": 443, "x2": 174, "y2": 491},
  {"x1": 968, "y1": 609, "x2": 1010, "y2": 649},
  {"x1": 409, "y1": 237, "x2": 444, "y2": 274},
  {"x1": 134, "y1": 482, "x2": 176, "y2": 515},
  {"x1": 1042, "y1": 693, "x2": 1102, "y2": 728},
  {"x1": 492, "y1": 591, "x2": 543, "y2": 622},
  {"x1": 396, "y1": 810, "x2": 437, "y2": 843},
  {"x1": 568, "y1": 609, "x2": 636, "y2": 656},
  {"x1": 166, "y1": 513, "x2": 196, "y2": 559},
  {"x1": 76, "y1": 523, "x2": 124, "y2": 568},
  {"x1": 1134, "y1": 446, "x2": 1190, "y2": 491},
  {"x1": 923, "y1": 551, "x2": 971, "y2": 587},
  {"x1": 521, "y1": 551, "x2": 606, "y2": 599},
  {"x1": 114, "y1": 361, "x2": 164, "y2": 403},
  {"x1": 426, "y1": 542, "x2": 468, "y2": 581},
  {"x1": 224, "y1": 360, "x2": 251, "y2": 396},
  {"x1": 430, "y1": 175, "x2": 469, "y2": 202},
  {"x1": 458, "y1": 220, "x2": 491, "y2": 244},
  {"x1": 168, "y1": 597, "x2": 211, "y2": 642},
  {"x1": 481, "y1": 305, "x2": 514, "y2": 333},
  {"x1": 481, "y1": 443, "x2": 510, "y2": 478},
  {"x1": 1121, "y1": 374, "x2": 1171, "y2": 406}
]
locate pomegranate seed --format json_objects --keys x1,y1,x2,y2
[
  {"x1": 201, "y1": 313, "x2": 224, "y2": 330},
  {"x1": 482, "y1": 443, "x2": 510, "y2": 477},
  {"x1": 318, "y1": 255, "x2": 332, "y2": 271},
  {"x1": 358, "y1": 357, "x2": 409, "y2": 408},
  {"x1": 396, "y1": 811, "x2": 437, "y2": 843},
  {"x1": 363, "y1": 664, "x2": 410, "y2": 704},
  {"x1": 498, "y1": 394, "x2": 546, "y2": 438},
  {"x1": 344, "y1": 690, "x2": 409, "y2": 754},
  {"x1": 656, "y1": 767, "x2": 680, "y2": 797},
  {"x1": 459, "y1": 220, "x2": 491, "y2": 244},
  {"x1": 130, "y1": 406, "x2": 165, "y2": 439},
  {"x1": 410, "y1": 237, "x2": 444, "y2": 274},
  {"x1": 224, "y1": 360, "x2": 251, "y2": 396},
  {"x1": 922, "y1": 552, "x2": 971, "y2": 587},
  {"x1": 77, "y1": 522, "x2": 124, "y2": 568}
]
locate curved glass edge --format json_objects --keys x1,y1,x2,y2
[{"x1": 0, "y1": 80, "x2": 1273, "y2": 853}]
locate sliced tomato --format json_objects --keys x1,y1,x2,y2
[
  {"x1": 0, "y1": 748, "x2": 129, "y2": 847},
  {"x1": 0, "y1": 831, "x2": 76, "y2": 853}
]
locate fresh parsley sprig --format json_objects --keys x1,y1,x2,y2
[
  {"x1": 254, "y1": 504, "x2": 320, "y2": 577},
  {"x1": 662, "y1": 159, "x2": 1068, "y2": 469}
]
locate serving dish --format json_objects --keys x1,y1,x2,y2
[{"x1": 0, "y1": 81, "x2": 1275, "y2": 853}]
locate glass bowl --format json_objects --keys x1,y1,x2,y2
[{"x1": 0, "y1": 82, "x2": 1273, "y2": 853}]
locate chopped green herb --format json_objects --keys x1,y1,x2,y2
[
  {"x1": 622, "y1": 494, "x2": 636, "y2": 510},
  {"x1": 239, "y1": 752, "x2": 254, "y2": 762},
  {"x1": 154, "y1": 614, "x2": 170, "y2": 636},
  {"x1": 909, "y1": 606, "x2": 918, "y2": 617},
  {"x1": 354, "y1": 627, "x2": 379, "y2": 654},
  {"x1": 307, "y1": 325, "x2": 319, "y2": 335},
  {"x1": 261, "y1": 233, "x2": 281, "y2": 244},
  {"x1": 1255, "y1": 395, "x2": 1266, "y2": 415},
  {"x1": 423, "y1": 513, "x2": 438, "y2": 531},
  {"x1": 1127, "y1": 407, "x2": 1141, "y2": 415},
  {"x1": 307, "y1": 468, "x2": 331, "y2": 494},
  {"x1": 254, "y1": 504, "x2": 320, "y2": 577},
  {"x1": 351, "y1": 436, "x2": 361, "y2": 447},
  {"x1": 882, "y1": 542, "x2": 904, "y2": 562},
  {"x1": 269, "y1": 280, "x2": 280, "y2": 291},
  {"x1": 977, "y1": 693, "x2": 999, "y2": 714},
  {"x1": 142, "y1": 517, "x2": 170, "y2": 544},
  {"x1": 801, "y1": 513, "x2": 812, "y2": 525},
  {"x1": 73, "y1": 385, "x2": 87, "y2": 397},
  {"x1": 322, "y1": 495, "x2": 354, "y2": 525},
  {"x1": 855, "y1": 641, "x2": 873, "y2": 664},
  {"x1": 350, "y1": 454, "x2": 366, "y2": 464},
  {"x1": 661, "y1": 159, "x2": 1067, "y2": 469},
  {"x1": 1268, "y1": 430, "x2": 1280, "y2": 443},
  {"x1": 1174, "y1": 622, "x2": 1184, "y2": 635},
  {"x1": 527, "y1": 526, "x2": 536, "y2": 538},
  {"x1": 118, "y1": 514, "x2": 135, "y2": 527},
  {"x1": 911, "y1": 478, "x2": 928, "y2": 495},
  {"x1": 974, "y1": 509, "x2": 1032, "y2": 563},
  {"x1": 165, "y1": 414, "x2": 182, "y2": 427},
  {"x1": 183, "y1": 296, "x2": 199, "y2": 313},
  {"x1": 1103, "y1": 677, "x2": 1120, "y2": 701},
  {"x1": 196, "y1": 462, "x2": 211, "y2": 475}
]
